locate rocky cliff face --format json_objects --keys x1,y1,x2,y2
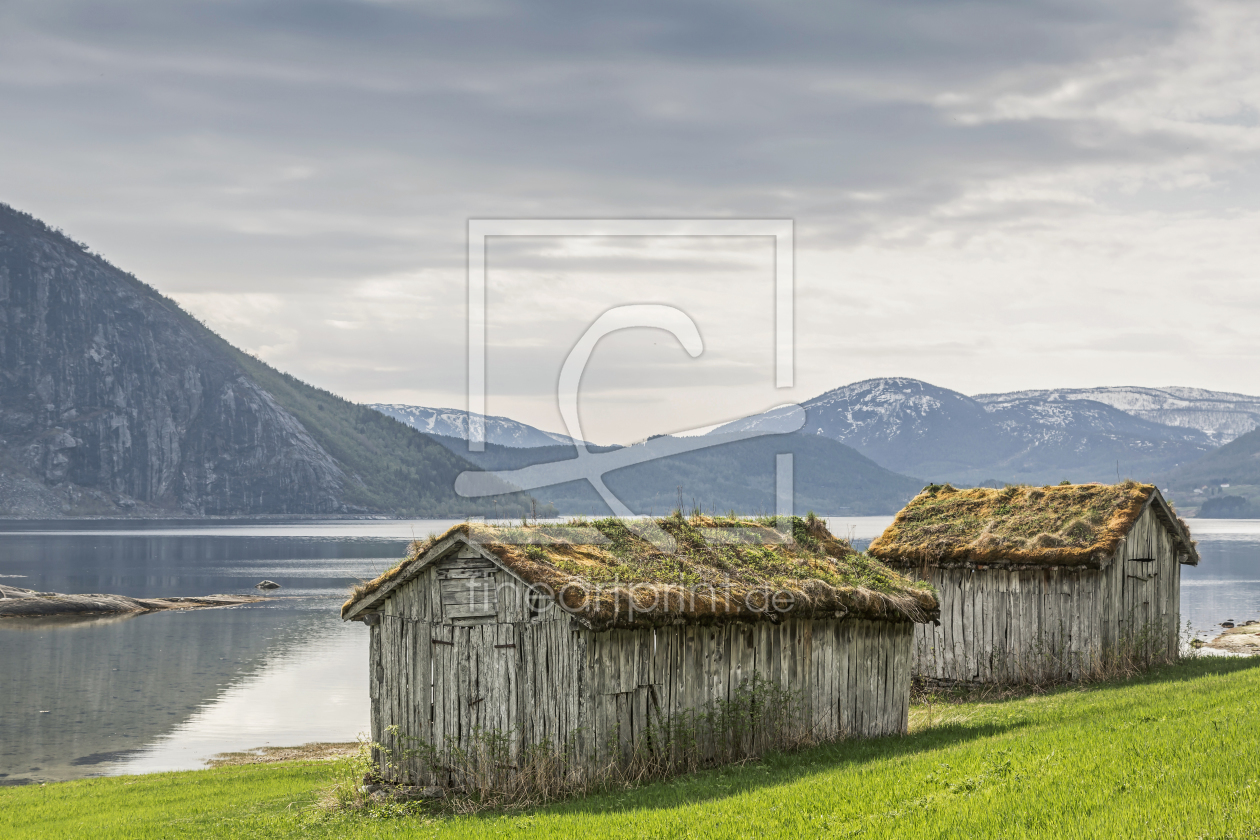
[{"x1": 0, "y1": 205, "x2": 346, "y2": 516}]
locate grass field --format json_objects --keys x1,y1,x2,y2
[{"x1": 3, "y1": 657, "x2": 1258, "y2": 839}]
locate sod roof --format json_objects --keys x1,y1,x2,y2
[
  {"x1": 342, "y1": 515, "x2": 938, "y2": 630},
  {"x1": 867, "y1": 481, "x2": 1199, "y2": 569}
]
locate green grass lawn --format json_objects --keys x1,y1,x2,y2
[{"x1": 4, "y1": 657, "x2": 1259, "y2": 839}]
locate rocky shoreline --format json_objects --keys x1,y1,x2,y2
[
  {"x1": 1206, "y1": 622, "x2": 1260, "y2": 654},
  {"x1": 0, "y1": 584, "x2": 267, "y2": 617}
]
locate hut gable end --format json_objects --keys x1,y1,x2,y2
[{"x1": 343, "y1": 535, "x2": 532, "y2": 623}]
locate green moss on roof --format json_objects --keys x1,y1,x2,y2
[
  {"x1": 868, "y1": 481, "x2": 1197, "y2": 567},
  {"x1": 343, "y1": 514, "x2": 938, "y2": 629}
]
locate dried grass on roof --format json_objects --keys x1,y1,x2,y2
[
  {"x1": 868, "y1": 480, "x2": 1195, "y2": 567},
  {"x1": 343, "y1": 513, "x2": 938, "y2": 629}
]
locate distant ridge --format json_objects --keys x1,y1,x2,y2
[
  {"x1": 369, "y1": 404, "x2": 586, "y2": 449},
  {"x1": 974, "y1": 386, "x2": 1260, "y2": 445},
  {"x1": 1160, "y1": 425, "x2": 1260, "y2": 490},
  {"x1": 442, "y1": 431, "x2": 924, "y2": 516},
  {"x1": 710, "y1": 377, "x2": 1215, "y2": 487}
]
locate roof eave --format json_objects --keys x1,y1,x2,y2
[{"x1": 1147, "y1": 488, "x2": 1200, "y2": 566}]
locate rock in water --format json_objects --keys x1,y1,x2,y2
[
  {"x1": 0, "y1": 585, "x2": 266, "y2": 617},
  {"x1": 255, "y1": 580, "x2": 281, "y2": 590}
]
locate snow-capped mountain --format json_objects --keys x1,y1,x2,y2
[
  {"x1": 973, "y1": 386, "x2": 1260, "y2": 445},
  {"x1": 369, "y1": 405, "x2": 584, "y2": 448},
  {"x1": 709, "y1": 378, "x2": 1216, "y2": 486}
]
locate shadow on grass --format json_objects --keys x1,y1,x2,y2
[{"x1": 466, "y1": 716, "x2": 1028, "y2": 820}]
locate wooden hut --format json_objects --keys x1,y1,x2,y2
[
  {"x1": 868, "y1": 481, "x2": 1199, "y2": 685},
  {"x1": 341, "y1": 516, "x2": 938, "y2": 787}
]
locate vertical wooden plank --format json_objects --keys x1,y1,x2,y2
[
  {"x1": 740, "y1": 623, "x2": 756, "y2": 738},
  {"x1": 944, "y1": 573, "x2": 957, "y2": 681},
  {"x1": 801, "y1": 621, "x2": 814, "y2": 737},
  {"x1": 368, "y1": 624, "x2": 382, "y2": 773},
  {"x1": 861, "y1": 619, "x2": 873, "y2": 737},
  {"x1": 898, "y1": 623, "x2": 912, "y2": 733},
  {"x1": 862, "y1": 619, "x2": 875, "y2": 738},
  {"x1": 837, "y1": 620, "x2": 851, "y2": 738},
  {"x1": 871, "y1": 624, "x2": 882, "y2": 735},
  {"x1": 815, "y1": 621, "x2": 828, "y2": 738},
  {"x1": 1012, "y1": 572, "x2": 1025, "y2": 683},
  {"x1": 960, "y1": 572, "x2": 974, "y2": 682},
  {"x1": 827, "y1": 621, "x2": 840, "y2": 738},
  {"x1": 939, "y1": 576, "x2": 953, "y2": 681},
  {"x1": 887, "y1": 622, "x2": 899, "y2": 734},
  {"x1": 595, "y1": 630, "x2": 612, "y2": 762},
  {"x1": 414, "y1": 612, "x2": 431, "y2": 775},
  {"x1": 770, "y1": 619, "x2": 784, "y2": 691},
  {"x1": 876, "y1": 622, "x2": 887, "y2": 735},
  {"x1": 852, "y1": 620, "x2": 866, "y2": 738},
  {"x1": 980, "y1": 573, "x2": 993, "y2": 682},
  {"x1": 710, "y1": 626, "x2": 723, "y2": 759}
]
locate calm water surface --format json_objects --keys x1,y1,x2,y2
[
  {"x1": 0, "y1": 519, "x2": 466, "y2": 784},
  {"x1": 1, "y1": 515, "x2": 1256, "y2": 783}
]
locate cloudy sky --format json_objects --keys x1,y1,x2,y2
[{"x1": 3, "y1": 0, "x2": 1260, "y2": 444}]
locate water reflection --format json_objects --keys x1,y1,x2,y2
[
  {"x1": 112, "y1": 617, "x2": 367, "y2": 776},
  {"x1": 0, "y1": 606, "x2": 328, "y2": 782},
  {"x1": 0, "y1": 521, "x2": 431, "y2": 784}
]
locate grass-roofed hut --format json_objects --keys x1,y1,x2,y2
[
  {"x1": 868, "y1": 481, "x2": 1199, "y2": 686},
  {"x1": 342, "y1": 515, "x2": 938, "y2": 789}
]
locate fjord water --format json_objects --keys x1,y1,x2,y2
[
  {"x1": 0, "y1": 520, "x2": 464, "y2": 785},
  {"x1": 1, "y1": 517, "x2": 1257, "y2": 784}
]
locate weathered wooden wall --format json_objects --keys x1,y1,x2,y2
[
  {"x1": 582, "y1": 618, "x2": 911, "y2": 767},
  {"x1": 366, "y1": 545, "x2": 914, "y2": 785},
  {"x1": 907, "y1": 506, "x2": 1182, "y2": 684},
  {"x1": 1104, "y1": 504, "x2": 1181, "y2": 661},
  {"x1": 910, "y1": 565, "x2": 1103, "y2": 684}
]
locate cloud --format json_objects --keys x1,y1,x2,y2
[{"x1": 4, "y1": 0, "x2": 1260, "y2": 441}]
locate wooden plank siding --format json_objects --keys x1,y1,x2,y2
[
  {"x1": 903, "y1": 506, "x2": 1183, "y2": 685},
  {"x1": 363, "y1": 547, "x2": 915, "y2": 785}
]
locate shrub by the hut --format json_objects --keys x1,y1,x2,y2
[
  {"x1": 868, "y1": 481, "x2": 1199, "y2": 685},
  {"x1": 342, "y1": 515, "x2": 938, "y2": 791}
]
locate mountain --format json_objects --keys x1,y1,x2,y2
[
  {"x1": 444, "y1": 431, "x2": 924, "y2": 516},
  {"x1": 369, "y1": 404, "x2": 584, "y2": 448},
  {"x1": 710, "y1": 377, "x2": 1214, "y2": 487},
  {"x1": 0, "y1": 202, "x2": 537, "y2": 518},
  {"x1": 974, "y1": 386, "x2": 1260, "y2": 445},
  {"x1": 1159, "y1": 426, "x2": 1260, "y2": 490}
]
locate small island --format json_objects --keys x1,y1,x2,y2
[{"x1": 0, "y1": 584, "x2": 267, "y2": 618}]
